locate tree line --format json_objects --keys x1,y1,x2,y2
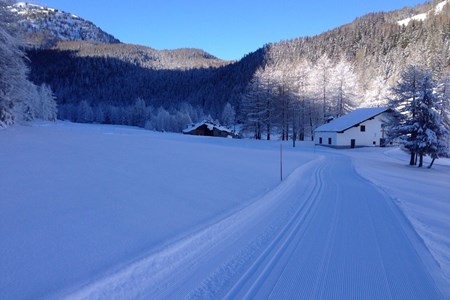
[
  {"x1": 0, "y1": 0, "x2": 57, "y2": 127},
  {"x1": 239, "y1": 56, "x2": 360, "y2": 144}
]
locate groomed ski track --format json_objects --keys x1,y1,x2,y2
[{"x1": 65, "y1": 153, "x2": 445, "y2": 299}]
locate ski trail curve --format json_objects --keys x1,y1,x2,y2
[
  {"x1": 221, "y1": 153, "x2": 444, "y2": 299},
  {"x1": 62, "y1": 155, "x2": 326, "y2": 300},
  {"x1": 62, "y1": 153, "x2": 445, "y2": 299}
]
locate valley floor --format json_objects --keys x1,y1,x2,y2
[{"x1": 0, "y1": 122, "x2": 449, "y2": 299}]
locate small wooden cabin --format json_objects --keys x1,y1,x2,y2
[{"x1": 183, "y1": 121, "x2": 235, "y2": 138}]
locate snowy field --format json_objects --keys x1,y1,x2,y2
[{"x1": 0, "y1": 122, "x2": 449, "y2": 299}]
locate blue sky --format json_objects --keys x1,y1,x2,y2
[{"x1": 34, "y1": 0, "x2": 425, "y2": 60}]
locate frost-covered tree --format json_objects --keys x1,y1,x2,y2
[
  {"x1": 241, "y1": 81, "x2": 264, "y2": 139},
  {"x1": 14, "y1": 81, "x2": 39, "y2": 122},
  {"x1": 179, "y1": 102, "x2": 204, "y2": 124},
  {"x1": 436, "y1": 73, "x2": 450, "y2": 132},
  {"x1": 131, "y1": 97, "x2": 147, "y2": 127},
  {"x1": 431, "y1": 72, "x2": 450, "y2": 164},
  {"x1": 173, "y1": 111, "x2": 192, "y2": 132},
  {"x1": 291, "y1": 62, "x2": 311, "y2": 143},
  {"x1": 331, "y1": 58, "x2": 359, "y2": 117},
  {"x1": 388, "y1": 65, "x2": 449, "y2": 168},
  {"x1": 413, "y1": 74, "x2": 447, "y2": 167},
  {"x1": 388, "y1": 65, "x2": 426, "y2": 165},
  {"x1": 77, "y1": 100, "x2": 94, "y2": 123},
  {"x1": 0, "y1": 1, "x2": 57, "y2": 126},
  {"x1": 37, "y1": 84, "x2": 57, "y2": 121},
  {"x1": 311, "y1": 55, "x2": 333, "y2": 122},
  {"x1": 145, "y1": 107, "x2": 192, "y2": 132},
  {"x1": 273, "y1": 71, "x2": 292, "y2": 141},
  {"x1": 0, "y1": 0, "x2": 29, "y2": 126},
  {"x1": 363, "y1": 75, "x2": 391, "y2": 107},
  {"x1": 221, "y1": 102, "x2": 235, "y2": 127},
  {"x1": 241, "y1": 69, "x2": 273, "y2": 140},
  {"x1": 93, "y1": 105, "x2": 105, "y2": 123}
]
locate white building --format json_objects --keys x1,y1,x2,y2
[{"x1": 314, "y1": 107, "x2": 392, "y2": 148}]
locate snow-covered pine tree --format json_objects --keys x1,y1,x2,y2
[
  {"x1": 388, "y1": 65, "x2": 449, "y2": 168},
  {"x1": 413, "y1": 72, "x2": 448, "y2": 168},
  {"x1": 388, "y1": 65, "x2": 427, "y2": 166},
  {"x1": 421, "y1": 111, "x2": 448, "y2": 168}
]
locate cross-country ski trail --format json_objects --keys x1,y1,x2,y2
[{"x1": 65, "y1": 153, "x2": 446, "y2": 299}]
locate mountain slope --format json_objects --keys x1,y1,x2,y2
[
  {"x1": 10, "y1": 2, "x2": 229, "y2": 70},
  {"x1": 255, "y1": 0, "x2": 450, "y2": 106},
  {"x1": 10, "y1": 2, "x2": 120, "y2": 47},
  {"x1": 398, "y1": 0, "x2": 448, "y2": 26}
]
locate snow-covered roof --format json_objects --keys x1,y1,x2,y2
[
  {"x1": 183, "y1": 120, "x2": 233, "y2": 134},
  {"x1": 314, "y1": 107, "x2": 391, "y2": 133}
]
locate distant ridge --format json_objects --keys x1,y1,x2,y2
[
  {"x1": 10, "y1": 2, "x2": 229, "y2": 70},
  {"x1": 10, "y1": 2, "x2": 120, "y2": 47}
]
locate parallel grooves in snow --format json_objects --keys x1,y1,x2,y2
[
  {"x1": 223, "y1": 162, "x2": 325, "y2": 299},
  {"x1": 62, "y1": 153, "x2": 445, "y2": 299},
  {"x1": 365, "y1": 192, "x2": 395, "y2": 299},
  {"x1": 63, "y1": 156, "x2": 326, "y2": 300},
  {"x1": 219, "y1": 154, "x2": 444, "y2": 299}
]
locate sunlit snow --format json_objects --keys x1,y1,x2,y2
[
  {"x1": 0, "y1": 122, "x2": 449, "y2": 299},
  {"x1": 398, "y1": 0, "x2": 449, "y2": 26}
]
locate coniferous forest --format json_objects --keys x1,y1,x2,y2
[{"x1": 2, "y1": 0, "x2": 450, "y2": 141}]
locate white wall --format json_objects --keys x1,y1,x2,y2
[
  {"x1": 315, "y1": 113, "x2": 388, "y2": 148},
  {"x1": 314, "y1": 131, "x2": 337, "y2": 146},
  {"x1": 336, "y1": 115, "x2": 385, "y2": 147}
]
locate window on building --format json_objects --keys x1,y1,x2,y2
[
  {"x1": 373, "y1": 141, "x2": 376, "y2": 145},
  {"x1": 328, "y1": 138, "x2": 332, "y2": 145},
  {"x1": 360, "y1": 125, "x2": 366, "y2": 132},
  {"x1": 319, "y1": 137, "x2": 322, "y2": 144}
]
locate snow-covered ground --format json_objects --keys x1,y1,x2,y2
[
  {"x1": 348, "y1": 147, "x2": 450, "y2": 287},
  {"x1": 0, "y1": 122, "x2": 449, "y2": 299}
]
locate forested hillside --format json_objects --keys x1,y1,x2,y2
[
  {"x1": 10, "y1": 2, "x2": 119, "y2": 47},
  {"x1": 27, "y1": 44, "x2": 264, "y2": 130},
  {"x1": 23, "y1": 0, "x2": 450, "y2": 136}
]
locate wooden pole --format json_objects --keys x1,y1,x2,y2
[{"x1": 280, "y1": 143, "x2": 283, "y2": 181}]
